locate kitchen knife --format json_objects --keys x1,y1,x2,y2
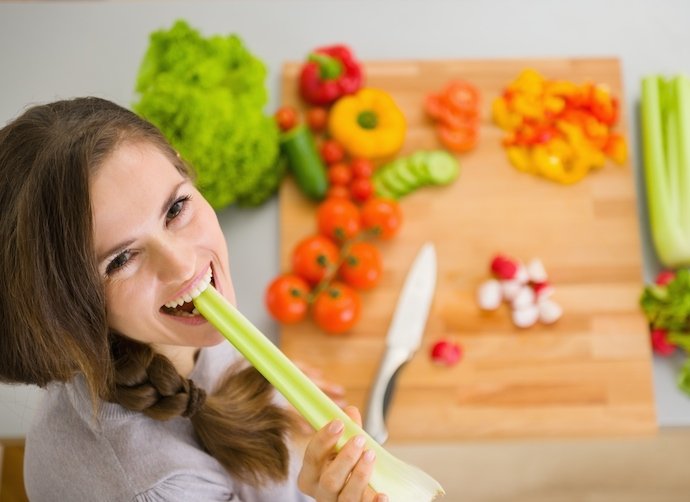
[{"x1": 363, "y1": 242, "x2": 437, "y2": 444}]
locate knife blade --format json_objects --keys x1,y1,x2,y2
[{"x1": 363, "y1": 242, "x2": 437, "y2": 444}]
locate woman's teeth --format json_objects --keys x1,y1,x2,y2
[{"x1": 163, "y1": 268, "x2": 213, "y2": 316}]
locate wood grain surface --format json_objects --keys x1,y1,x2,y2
[{"x1": 278, "y1": 58, "x2": 656, "y2": 441}]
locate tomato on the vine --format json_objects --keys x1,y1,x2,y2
[
  {"x1": 339, "y1": 242, "x2": 382, "y2": 290},
  {"x1": 360, "y1": 198, "x2": 403, "y2": 239},
  {"x1": 306, "y1": 107, "x2": 329, "y2": 132},
  {"x1": 326, "y1": 185, "x2": 350, "y2": 199},
  {"x1": 291, "y1": 235, "x2": 339, "y2": 285},
  {"x1": 350, "y1": 158, "x2": 374, "y2": 179},
  {"x1": 312, "y1": 282, "x2": 361, "y2": 334},
  {"x1": 320, "y1": 139, "x2": 346, "y2": 166},
  {"x1": 317, "y1": 197, "x2": 361, "y2": 242},
  {"x1": 265, "y1": 274, "x2": 310, "y2": 324},
  {"x1": 349, "y1": 177, "x2": 374, "y2": 203},
  {"x1": 275, "y1": 106, "x2": 298, "y2": 132},
  {"x1": 327, "y1": 162, "x2": 352, "y2": 187}
]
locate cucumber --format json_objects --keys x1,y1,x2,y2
[
  {"x1": 280, "y1": 125, "x2": 328, "y2": 200},
  {"x1": 426, "y1": 150, "x2": 460, "y2": 185},
  {"x1": 373, "y1": 149, "x2": 461, "y2": 199}
]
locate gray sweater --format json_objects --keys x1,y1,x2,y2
[{"x1": 24, "y1": 341, "x2": 312, "y2": 502}]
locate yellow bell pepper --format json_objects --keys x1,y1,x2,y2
[{"x1": 328, "y1": 87, "x2": 406, "y2": 160}]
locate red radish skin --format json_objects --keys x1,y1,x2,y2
[
  {"x1": 430, "y1": 340, "x2": 462, "y2": 366},
  {"x1": 490, "y1": 255, "x2": 519, "y2": 280}
]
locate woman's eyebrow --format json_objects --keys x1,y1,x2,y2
[{"x1": 97, "y1": 181, "x2": 187, "y2": 263}]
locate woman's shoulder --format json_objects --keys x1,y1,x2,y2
[{"x1": 24, "y1": 379, "x2": 235, "y2": 501}]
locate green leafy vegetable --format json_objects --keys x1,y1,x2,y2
[
  {"x1": 641, "y1": 75, "x2": 690, "y2": 267},
  {"x1": 134, "y1": 20, "x2": 283, "y2": 209},
  {"x1": 193, "y1": 285, "x2": 445, "y2": 502},
  {"x1": 640, "y1": 269, "x2": 690, "y2": 394}
]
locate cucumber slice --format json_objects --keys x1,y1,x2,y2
[
  {"x1": 380, "y1": 164, "x2": 413, "y2": 197},
  {"x1": 373, "y1": 176, "x2": 399, "y2": 200},
  {"x1": 426, "y1": 151, "x2": 460, "y2": 185},
  {"x1": 408, "y1": 151, "x2": 433, "y2": 185},
  {"x1": 395, "y1": 159, "x2": 424, "y2": 189}
]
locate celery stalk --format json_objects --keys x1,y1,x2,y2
[
  {"x1": 193, "y1": 285, "x2": 445, "y2": 501},
  {"x1": 641, "y1": 75, "x2": 690, "y2": 267}
]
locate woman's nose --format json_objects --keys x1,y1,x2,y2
[{"x1": 152, "y1": 236, "x2": 196, "y2": 283}]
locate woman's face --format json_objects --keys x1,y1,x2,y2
[{"x1": 91, "y1": 141, "x2": 233, "y2": 350}]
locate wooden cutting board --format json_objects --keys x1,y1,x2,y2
[{"x1": 278, "y1": 58, "x2": 656, "y2": 441}]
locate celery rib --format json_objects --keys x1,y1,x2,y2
[
  {"x1": 641, "y1": 75, "x2": 690, "y2": 267},
  {"x1": 194, "y1": 285, "x2": 445, "y2": 501}
]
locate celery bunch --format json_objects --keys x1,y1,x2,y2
[
  {"x1": 641, "y1": 75, "x2": 690, "y2": 267},
  {"x1": 193, "y1": 286, "x2": 444, "y2": 501}
]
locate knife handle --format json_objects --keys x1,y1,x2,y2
[{"x1": 363, "y1": 345, "x2": 412, "y2": 444}]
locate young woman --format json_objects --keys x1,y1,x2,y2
[{"x1": 0, "y1": 97, "x2": 386, "y2": 502}]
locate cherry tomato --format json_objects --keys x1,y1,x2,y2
[
  {"x1": 317, "y1": 197, "x2": 361, "y2": 242},
  {"x1": 291, "y1": 235, "x2": 340, "y2": 285},
  {"x1": 320, "y1": 139, "x2": 346, "y2": 166},
  {"x1": 326, "y1": 185, "x2": 350, "y2": 199},
  {"x1": 306, "y1": 107, "x2": 329, "y2": 132},
  {"x1": 350, "y1": 158, "x2": 374, "y2": 179},
  {"x1": 312, "y1": 282, "x2": 361, "y2": 334},
  {"x1": 327, "y1": 162, "x2": 352, "y2": 187},
  {"x1": 360, "y1": 198, "x2": 403, "y2": 239},
  {"x1": 275, "y1": 106, "x2": 298, "y2": 132},
  {"x1": 349, "y1": 177, "x2": 374, "y2": 203},
  {"x1": 339, "y1": 242, "x2": 382, "y2": 290},
  {"x1": 265, "y1": 274, "x2": 310, "y2": 324}
]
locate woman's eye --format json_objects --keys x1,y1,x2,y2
[
  {"x1": 105, "y1": 250, "x2": 132, "y2": 276},
  {"x1": 166, "y1": 194, "x2": 191, "y2": 222}
]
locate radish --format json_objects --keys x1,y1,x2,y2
[
  {"x1": 490, "y1": 254, "x2": 519, "y2": 280},
  {"x1": 512, "y1": 285, "x2": 536, "y2": 310},
  {"x1": 477, "y1": 279, "x2": 502, "y2": 310},
  {"x1": 430, "y1": 339, "x2": 462, "y2": 366},
  {"x1": 526, "y1": 258, "x2": 548, "y2": 283},
  {"x1": 538, "y1": 299, "x2": 563, "y2": 324},
  {"x1": 512, "y1": 304, "x2": 539, "y2": 328}
]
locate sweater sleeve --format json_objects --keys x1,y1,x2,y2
[{"x1": 134, "y1": 473, "x2": 240, "y2": 502}]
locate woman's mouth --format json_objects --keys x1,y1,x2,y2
[{"x1": 160, "y1": 267, "x2": 214, "y2": 318}]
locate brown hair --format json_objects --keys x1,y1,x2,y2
[{"x1": 0, "y1": 97, "x2": 293, "y2": 485}]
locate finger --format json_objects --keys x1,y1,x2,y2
[
  {"x1": 316, "y1": 434, "x2": 367, "y2": 499},
  {"x1": 343, "y1": 405, "x2": 362, "y2": 427},
  {"x1": 336, "y1": 447, "x2": 377, "y2": 501},
  {"x1": 298, "y1": 419, "x2": 344, "y2": 490}
]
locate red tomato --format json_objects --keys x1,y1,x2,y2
[
  {"x1": 291, "y1": 235, "x2": 340, "y2": 285},
  {"x1": 442, "y1": 80, "x2": 480, "y2": 114},
  {"x1": 265, "y1": 274, "x2": 310, "y2": 324},
  {"x1": 436, "y1": 123, "x2": 478, "y2": 153},
  {"x1": 349, "y1": 177, "x2": 374, "y2": 203},
  {"x1": 306, "y1": 107, "x2": 329, "y2": 132},
  {"x1": 312, "y1": 282, "x2": 361, "y2": 334},
  {"x1": 326, "y1": 185, "x2": 350, "y2": 199},
  {"x1": 317, "y1": 198, "x2": 361, "y2": 242},
  {"x1": 320, "y1": 139, "x2": 346, "y2": 166},
  {"x1": 339, "y1": 242, "x2": 382, "y2": 290},
  {"x1": 360, "y1": 198, "x2": 403, "y2": 239},
  {"x1": 327, "y1": 162, "x2": 352, "y2": 187},
  {"x1": 274, "y1": 106, "x2": 298, "y2": 132},
  {"x1": 350, "y1": 158, "x2": 374, "y2": 179}
]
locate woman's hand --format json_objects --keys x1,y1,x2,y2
[{"x1": 297, "y1": 406, "x2": 388, "y2": 502}]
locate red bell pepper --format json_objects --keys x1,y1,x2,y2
[{"x1": 299, "y1": 44, "x2": 363, "y2": 106}]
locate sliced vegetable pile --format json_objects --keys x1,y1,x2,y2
[
  {"x1": 477, "y1": 254, "x2": 562, "y2": 328},
  {"x1": 134, "y1": 20, "x2": 282, "y2": 209},
  {"x1": 373, "y1": 150, "x2": 460, "y2": 200},
  {"x1": 425, "y1": 80, "x2": 481, "y2": 153},
  {"x1": 492, "y1": 69, "x2": 627, "y2": 184},
  {"x1": 640, "y1": 269, "x2": 690, "y2": 395}
]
